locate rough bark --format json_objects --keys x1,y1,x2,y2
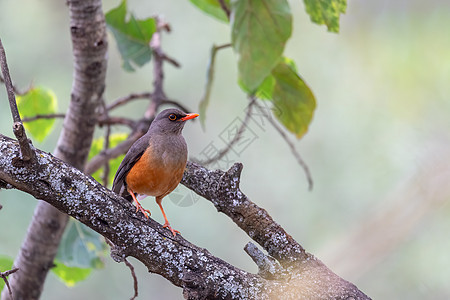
[
  {"x1": 0, "y1": 134, "x2": 370, "y2": 299},
  {"x1": 1, "y1": 1, "x2": 108, "y2": 299}
]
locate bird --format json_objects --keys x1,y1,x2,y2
[{"x1": 112, "y1": 108, "x2": 199, "y2": 237}]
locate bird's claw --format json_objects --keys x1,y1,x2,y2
[
  {"x1": 163, "y1": 222, "x2": 179, "y2": 237},
  {"x1": 134, "y1": 202, "x2": 151, "y2": 218}
]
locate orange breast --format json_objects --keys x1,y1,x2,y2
[{"x1": 125, "y1": 145, "x2": 186, "y2": 198}]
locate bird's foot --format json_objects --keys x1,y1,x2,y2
[
  {"x1": 134, "y1": 202, "x2": 151, "y2": 218},
  {"x1": 163, "y1": 222, "x2": 180, "y2": 237}
]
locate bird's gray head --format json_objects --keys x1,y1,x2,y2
[{"x1": 150, "y1": 108, "x2": 199, "y2": 135}]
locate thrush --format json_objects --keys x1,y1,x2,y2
[{"x1": 112, "y1": 108, "x2": 198, "y2": 236}]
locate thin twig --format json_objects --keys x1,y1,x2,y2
[
  {"x1": 218, "y1": 0, "x2": 231, "y2": 20},
  {"x1": 196, "y1": 96, "x2": 256, "y2": 165},
  {"x1": 0, "y1": 38, "x2": 36, "y2": 162},
  {"x1": 106, "y1": 92, "x2": 152, "y2": 112},
  {"x1": 123, "y1": 258, "x2": 139, "y2": 300},
  {"x1": 1, "y1": 268, "x2": 19, "y2": 300},
  {"x1": 22, "y1": 113, "x2": 135, "y2": 128},
  {"x1": 254, "y1": 101, "x2": 314, "y2": 190},
  {"x1": 97, "y1": 116, "x2": 136, "y2": 128},
  {"x1": 215, "y1": 43, "x2": 231, "y2": 50},
  {"x1": 152, "y1": 19, "x2": 180, "y2": 68},
  {"x1": 199, "y1": 43, "x2": 231, "y2": 128},
  {"x1": 159, "y1": 52, "x2": 180, "y2": 68},
  {"x1": 103, "y1": 238, "x2": 139, "y2": 300},
  {"x1": 22, "y1": 113, "x2": 66, "y2": 123},
  {"x1": 106, "y1": 93, "x2": 189, "y2": 116},
  {"x1": 160, "y1": 99, "x2": 191, "y2": 113},
  {"x1": 0, "y1": 40, "x2": 21, "y2": 125}
]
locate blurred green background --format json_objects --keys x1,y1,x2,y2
[{"x1": 1, "y1": 0, "x2": 450, "y2": 299}]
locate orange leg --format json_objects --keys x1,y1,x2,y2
[
  {"x1": 156, "y1": 196, "x2": 179, "y2": 237},
  {"x1": 128, "y1": 188, "x2": 151, "y2": 218}
]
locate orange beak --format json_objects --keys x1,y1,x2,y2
[{"x1": 180, "y1": 113, "x2": 199, "y2": 121}]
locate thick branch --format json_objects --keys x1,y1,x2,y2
[
  {"x1": 0, "y1": 134, "x2": 370, "y2": 299},
  {"x1": 182, "y1": 162, "x2": 306, "y2": 264},
  {"x1": 55, "y1": 0, "x2": 108, "y2": 167}
]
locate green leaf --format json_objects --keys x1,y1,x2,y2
[
  {"x1": 52, "y1": 260, "x2": 92, "y2": 288},
  {"x1": 53, "y1": 219, "x2": 106, "y2": 286},
  {"x1": 55, "y1": 219, "x2": 106, "y2": 270},
  {"x1": 271, "y1": 59, "x2": 316, "y2": 138},
  {"x1": 17, "y1": 87, "x2": 57, "y2": 143},
  {"x1": 255, "y1": 75, "x2": 276, "y2": 100},
  {"x1": 256, "y1": 57, "x2": 297, "y2": 100},
  {"x1": 89, "y1": 133, "x2": 128, "y2": 186},
  {"x1": 303, "y1": 0, "x2": 346, "y2": 33},
  {"x1": 256, "y1": 58, "x2": 316, "y2": 138},
  {"x1": 106, "y1": 0, "x2": 157, "y2": 72},
  {"x1": 0, "y1": 255, "x2": 14, "y2": 292},
  {"x1": 190, "y1": 0, "x2": 230, "y2": 22},
  {"x1": 231, "y1": 0, "x2": 292, "y2": 92}
]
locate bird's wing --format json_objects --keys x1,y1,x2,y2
[{"x1": 112, "y1": 134, "x2": 149, "y2": 197}]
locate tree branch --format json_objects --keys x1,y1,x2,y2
[
  {"x1": 0, "y1": 38, "x2": 36, "y2": 163},
  {"x1": 106, "y1": 92, "x2": 152, "y2": 111},
  {"x1": 21, "y1": 113, "x2": 66, "y2": 123},
  {"x1": 182, "y1": 161, "x2": 306, "y2": 264},
  {"x1": 198, "y1": 43, "x2": 231, "y2": 128},
  {"x1": 0, "y1": 268, "x2": 19, "y2": 300},
  {"x1": 160, "y1": 99, "x2": 191, "y2": 114},
  {"x1": 97, "y1": 116, "x2": 136, "y2": 128},
  {"x1": 0, "y1": 134, "x2": 370, "y2": 299},
  {"x1": 124, "y1": 258, "x2": 139, "y2": 300},
  {"x1": 244, "y1": 242, "x2": 285, "y2": 280}
]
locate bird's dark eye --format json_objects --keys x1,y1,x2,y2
[{"x1": 168, "y1": 113, "x2": 177, "y2": 121}]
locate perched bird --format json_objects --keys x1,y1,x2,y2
[{"x1": 112, "y1": 108, "x2": 199, "y2": 236}]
